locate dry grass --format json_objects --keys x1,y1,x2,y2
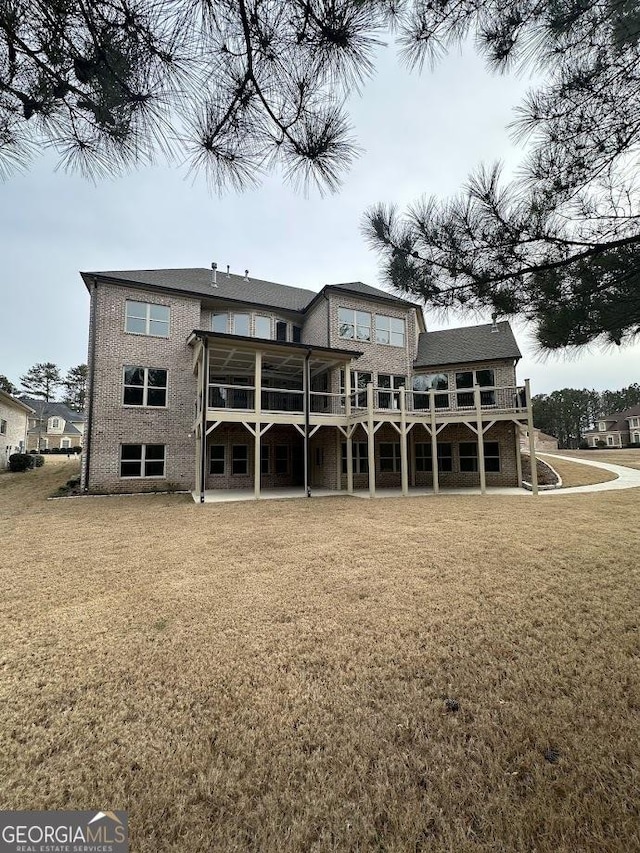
[
  {"x1": 537, "y1": 455, "x2": 619, "y2": 489},
  {"x1": 546, "y1": 449, "x2": 640, "y2": 472},
  {"x1": 1, "y1": 460, "x2": 639, "y2": 852}
]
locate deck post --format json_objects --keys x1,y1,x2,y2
[
  {"x1": 400, "y1": 386, "x2": 409, "y2": 496},
  {"x1": 429, "y1": 390, "x2": 439, "y2": 494},
  {"x1": 254, "y1": 350, "x2": 262, "y2": 499},
  {"x1": 345, "y1": 366, "x2": 353, "y2": 494},
  {"x1": 515, "y1": 422, "x2": 523, "y2": 487},
  {"x1": 367, "y1": 382, "x2": 376, "y2": 499},
  {"x1": 475, "y1": 384, "x2": 486, "y2": 495},
  {"x1": 199, "y1": 338, "x2": 208, "y2": 504},
  {"x1": 525, "y1": 378, "x2": 538, "y2": 495}
]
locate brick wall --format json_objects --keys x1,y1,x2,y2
[{"x1": 85, "y1": 282, "x2": 199, "y2": 493}]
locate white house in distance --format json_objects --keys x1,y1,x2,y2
[{"x1": 0, "y1": 390, "x2": 34, "y2": 468}]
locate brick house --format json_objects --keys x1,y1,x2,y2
[
  {"x1": 0, "y1": 390, "x2": 34, "y2": 467},
  {"x1": 80, "y1": 268, "x2": 539, "y2": 499},
  {"x1": 23, "y1": 399, "x2": 85, "y2": 451},
  {"x1": 583, "y1": 405, "x2": 640, "y2": 448}
]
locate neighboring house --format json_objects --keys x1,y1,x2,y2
[
  {"x1": 583, "y1": 405, "x2": 640, "y2": 448},
  {"x1": 0, "y1": 390, "x2": 34, "y2": 468},
  {"x1": 80, "y1": 267, "x2": 538, "y2": 499},
  {"x1": 22, "y1": 399, "x2": 85, "y2": 451},
  {"x1": 519, "y1": 427, "x2": 559, "y2": 452}
]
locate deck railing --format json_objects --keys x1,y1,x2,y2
[{"x1": 207, "y1": 383, "x2": 527, "y2": 416}]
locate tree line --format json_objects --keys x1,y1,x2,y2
[
  {"x1": 0, "y1": 363, "x2": 88, "y2": 411},
  {"x1": 533, "y1": 384, "x2": 640, "y2": 449}
]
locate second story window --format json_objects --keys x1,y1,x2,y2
[
  {"x1": 0, "y1": 419, "x2": 6, "y2": 435},
  {"x1": 211, "y1": 313, "x2": 227, "y2": 333},
  {"x1": 375, "y1": 315, "x2": 406, "y2": 347},
  {"x1": 51, "y1": 418, "x2": 60, "y2": 428},
  {"x1": 125, "y1": 301, "x2": 170, "y2": 337},
  {"x1": 255, "y1": 316, "x2": 272, "y2": 339},
  {"x1": 123, "y1": 367, "x2": 168, "y2": 407},
  {"x1": 339, "y1": 308, "x2": 371, "y2": 342},
  {"x1": 231, "y1": 313, "x2": 250, "y2": 336}
]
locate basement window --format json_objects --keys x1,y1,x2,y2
[{"x1": 120, "y1": 444, "x2": 165, "y2": 478}]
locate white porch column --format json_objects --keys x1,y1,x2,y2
[
  {"x1": 254, "y1": 350, "x2": 262, "y2": 499},
  {"x1": 525, "y1": 378, "x2": 539, "y2": 495},
  {"x1": 400, "y1": 386, "x2": 409, "y2": 496},
  {"x1": 474, "y1": 384, "x2": 487, "y2": 495},
  {"x1": 515, "y1": 422, "x2": 523, "y2": 486},
  {"x1": 429, "y1": 390, "x2": 439, "y2": 494},
  {"x1": 367, "y1": 382, "x2": 376, "y2": 499},
  {"x1": 345, "y1": 366, "x2": 353, "y2": 494}
]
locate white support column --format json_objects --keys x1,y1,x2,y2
[
  {"x1": 400, "y1": 386, "x2": 409, "y2": 496},
  {"x1": 254, "y1": 350, "x2": 262, "y2": 499},
  {"x1": 345, "y1": 367, "x2": 353, "y2": 494},
  {"x1": 429, "y1": 390, "x2": 439, "y2": 494},
  {"x1": 474, "y1": 384, "x2": 486, "y2": 495},
  {"x1": 367, "y1": 382, "x2": 376, "y2": 499},
  {"x1": 515, "y1": 422, "x2": 523, "y2": 487},
  {"x1": 525, "y1": 378, "x2": 539, "y2": 495},
  {"x1": 336, "y1": 429, "x2": 342, "y2": 490}
]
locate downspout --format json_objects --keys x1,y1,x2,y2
[
  {"x1": 200, "y1": 336, "x2": 208, "y2": 504},
  {"x1": 83, "y1": 276, "x2": 98, "y2": 491},
  {"x1": 304, "y1": 348, "x2": 311, "y2": 497}
]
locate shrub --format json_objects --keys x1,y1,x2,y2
[
  {"x1": 33, "y1": 455, "x2": 44, "y2": 467},
  {"x1": 9, "y1": 453, "x2": 34, "y2": 472}
]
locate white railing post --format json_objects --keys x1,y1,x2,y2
[
  {"x1": 429, "y1": 389, "x2": 439, "y2": 494},
  {"x1": 345, "y1": 366, "x2": 353, "y2": 494},
  {"x1": 400, "y1": 386, "x2": 408, "y2": 496},
  {"x1": 475, "y1": 384, "x2": 486, "y2": 495},
  {"x1": 367, "y1": 382, "x2": 376, "y2": 499},
  {"x1": 525, "y1": 378, "x2": 538, "y2": 495},
  {"x1": 254, "y1": 350, "x2": 262, "y2": 499}
]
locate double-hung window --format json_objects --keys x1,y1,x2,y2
[
  {"x1": 415, "y1": 442, "x2": 453, "y2": 472},
  {"x1": 125, "y1": 301, "x2": 170, "y2": 337},
  {"x1": 412, "y1": 374, "x2": 449, "y2": 410},
  {"x1": 255, "y1": 316, "x2": 271, "y2": 339},
  {"x1": 456, "y1": 369, "x2": 495, "y2": 408},
  {"x1": 459, "y1": 441, "x2": 500, "y2": 472},
  {"x1": 123, "y1": 367, "x2": 168, "y2": 407},
  {"x1": 211, "y1": 313, "x2": 228, "y2": 333},
  {"x1": 232, "y1": 445, "x2": 248, "y2": 474},
  {"x1": 231, "y1": 313, "x2": 250, "y2": 336},
  {"x1": 380, "y1": 442, "x2": 401, "y2": 472},
  {"x1": 120, "y1": 444, "x2": 165, "y2": 478},
  {"x1": 341, "y1": 442, "x2": 369, "y2": 474},
  {"x1": 375, "y1": 315, "x2": 405, "y2": 347},
  {"x1": 275, "y1": 445, "x2": 289, "y2": 474},
  {"x1": 339, "y1": 308, "x2": 371, "y2": 342},
  {"x1": 377, "y1": 375, "x2": 405, "y2": 409},
  {"x1": 209, "y1": 445, "x2": 225, "y2": 475}
]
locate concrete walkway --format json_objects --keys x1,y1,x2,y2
[{"x1": 537, "y1": 453, "x2": 640, "y2": 495}]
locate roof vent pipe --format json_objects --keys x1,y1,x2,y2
[
  {"x1": 211, "y1": 262, "x2": 218, "y2": 287},
  {"x1": 244, "y1": 269, "x2": 249, "y2": 281},
  {"x1": 491, "y1": 311, "x2": 499, "y2": 332},
  {"x1": 226, "y1": 265, "x2": 230, "y2": 278}
]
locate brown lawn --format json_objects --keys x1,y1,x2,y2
[
  {"x1": 1, "y1": 460, "x2": 639, "y2": 852},
  {"x1": 537, "y1": 455, "x2": 619, "y2": 488},
  {"x1": 546, "y1": 448, "x2": 640, "y2": 472}
]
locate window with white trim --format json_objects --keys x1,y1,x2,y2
[
  {"x1": 125, "y1": 301, "x2": 170, "y2": 337},
  {"x1": 338, "y1": 308, "x2": 371, "y2": 342},
  {"x1": 255, "y1": 316, "x2": 272, "y2": 339},
  {"x1": 633, "y1": 431, "x2": 640, "y2": 444},
  {"x1": 231, "y1": 313, "x2": 250, "y2": 336},
  {"x1": 380, "y1": 442, "x2": 401, "y2": 472},
  {"x1": 598, "y1": 422, "x2": 606, "y2": 431},
  {"x1": 0, "y1": 419, "x2": 6, "y2": 435},
  {"x1": 412, "y1": 373, "x2": 449, "y2": 409},
  {"x1": 341, "y1": 442, "x2": 369, "y2": 474},
  {"x1": 607, "y1": 435, "x2": 614, "y2": 446},
  {"x1": 61, "y1": 438, "x2": 71, "y2": 449},
  {"x1": 375, "y1": 314, "x2": 405, "y2": 347},
  {"x1": 455, "y1": 369, "x2": 495, "y2": 407},
  {"x1": 123, "y1": 367, "x2": 168, "y2": 407},
  {"x1": 211, "y1": 313, "x2": 227, "y2": 333},
  {"x1": 120, "y1": 444, "x2": 165, "y2": 478},
  {"x1": 377, "y1": 374, "x2": 405, "y2": 409},
  {"x1": 415, "y1": 442, "x2": 453, "y2": 472},
  {"x1": 51, "y1": 418, "x2": 60, "y2": 428},
  {"x1": 209, "y1": 445, "x2": 225, "y2": 475}
]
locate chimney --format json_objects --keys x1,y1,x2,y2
[
  {"x1": 226, "y1": 265, "x2": 230, "y2": 278},
  {"x1": 491, "y1": 312, "x2": 499, "y2": 332},
  {"x1": 211, "y1": 262, "x2": 218, "y2": 287},
  {"x1": 244, "y1": 269, "x2": 249, "y2": 281}
]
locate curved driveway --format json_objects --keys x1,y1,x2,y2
[{"x1": 538, "y1": 453, "x2": 640, "y2": 495}]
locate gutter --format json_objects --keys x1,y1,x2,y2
[{"x1": 83, "y1": 277, "x2": 98, "y2": 490}]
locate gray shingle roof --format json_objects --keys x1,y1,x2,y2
[
  {"x1": 414, "y1": 321, "x2": 522, "y2": 368},
  {"x1": 326, "y1": 281, "x2": 418, "y2": 307},
  {"x1": 83, "y1": 268, "x2": 316, "y2": 313},
  {"x1": 585, "y1": 404, "x2": 640, "y2": 433},
  {"x1": 21, "y1": 399, "x2": 85, "y2": 422},
  {"x1": 81, "y1": 269, "x2": 418, "y2": 313}
]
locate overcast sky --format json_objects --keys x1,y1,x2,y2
[{"x1": 1, "y1": 41, "x2": 638, "y2": 396}]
